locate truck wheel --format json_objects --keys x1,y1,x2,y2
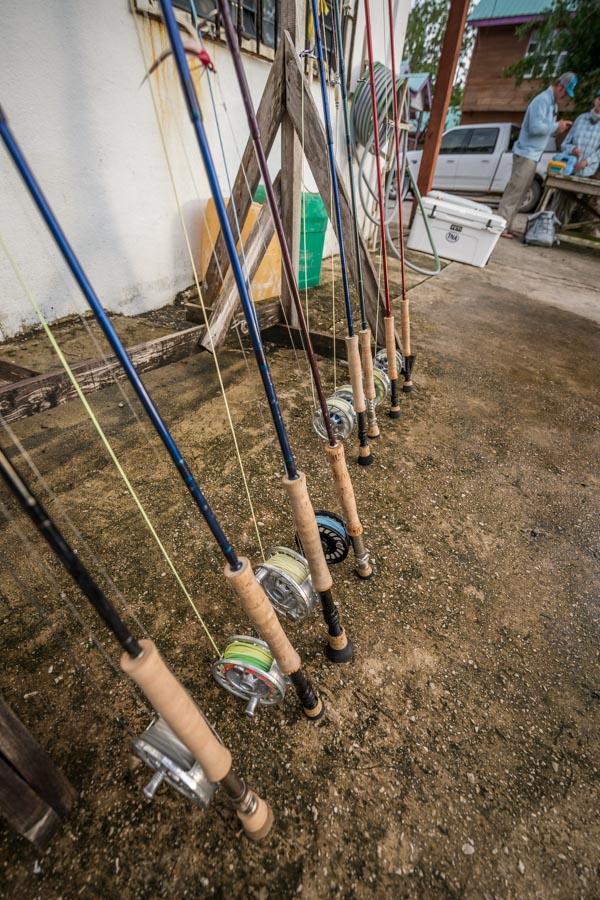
[{"x1": 519, "y1": 179, "x2": 542, "y2": 213}]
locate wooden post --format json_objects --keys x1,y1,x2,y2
[
  {"x1": 415, "y1": 0, "x2": 470, "y2": 203},
  {"x1": 280, "y1": 0, "x2": 304, "y2": 327},
  {"x1": 0, "y1": 694, "x2": 76, "y2": 848}
]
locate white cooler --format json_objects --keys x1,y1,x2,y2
[{"x1": 407, "y1": 192, "x2": 506, "y2": 267}]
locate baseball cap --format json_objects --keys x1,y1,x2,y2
[{"x1": 558, "y1": 72, "x2": 577, "y2": 97}]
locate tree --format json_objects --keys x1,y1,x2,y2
[
  {"x1": 504, "y1": 0, "x2": 600, "y2": 116},
  {"x1": 404, "y1": 0, "x2": 475, "y2": 106}
]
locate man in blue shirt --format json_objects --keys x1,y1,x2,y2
[
  {"x1": 561, "y1": 89, "x2": 600, "y2": 177},
  {"x1": 498, "y1": 72, "x2": 576, "y2": 238}
]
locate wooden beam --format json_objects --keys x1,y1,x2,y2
[
  {"x1": 0, "y1": 360, "x2": 40, "y2": 383},
  {"x1": 283, "y1": 33, "x2": 388, "y2": 343},
  {"x1": 415, "y1": 0, "x2": 470, "y2": 202},
  {"x1": 186, "y1": 299, "x2": 282, "y2": 332},
  {"x1": 199, "y1": 174, "x2": 281, "y2": 352},
  {"x1": 0, "y1": 695, "x2": 76, "y2": 820},
  {"x1": 201, "y1": 46, "x2": 285, "y2": 306},
  {"x1": 0, "y1": 756, "x2": 62, "y2": 850},
  {"x1": 0, "y1": 326, "x2": 204, "y2": 424},
  {"x1": 280, "y1": 2, "x2": 304, "y2": 326},
  {"x1": 262, "y1": 323, "x2": 349, "y2": 361}
]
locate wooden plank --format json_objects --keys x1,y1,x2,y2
[
  {"x1": 556, "y1": 232, "x2": 600, "y2": 250},
  {"x1": 201, "y1": 46, "x2": 285, "y2": 306},
  {"x1": 185, "y1": 299, "x2": 282, "y2": 332},
  {"x1": 0, "y1": 755, "x2": 62, "y2": 850},
  {"x1": 283, "y1": 33, "x2": 390, "y2": 344},
  {"x1": 0, "y1": 326, "x2": 204, "y2": 424},
  {"x1": 280, "y1": 2, "x2": 304, "y2": 326},
  {"x1": 262, "y1": 323, "x2": 350, "y2": 361},
  {"x1": 0, "y1": 694, "x2": 75, "y2": 820},
  {"x1": 199, "y1": 175, "x2": 281, "y2": 352},
  {"x1": 0, "y1": 360, "x2": 40, "y2": 383}
]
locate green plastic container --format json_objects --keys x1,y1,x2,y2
[{"x1": 253, "y1": 187, "x2": 328, "y2": 290}]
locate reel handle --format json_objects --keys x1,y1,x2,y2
[{"x1": 121, "y1": 639, "x2": 273, "y2": 839}]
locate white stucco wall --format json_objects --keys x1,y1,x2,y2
[{"x1": 0, "y1": 1, "x2": 408, "y2": 339}]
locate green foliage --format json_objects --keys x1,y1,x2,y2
[
  {"x1": 404, "y1": 0, "x2": 476, "y2": 97},
  {"x1": 504, "y1": 0, "x2": 600, "y2": 116}
]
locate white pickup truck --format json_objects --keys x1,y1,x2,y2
[{"x1": 405, "y1": 122, "x2": 556, "y2": 213}]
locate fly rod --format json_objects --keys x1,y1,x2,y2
[
  {"x1": 0, "y1": 103, "x2": 323, "y2": 719},
  {"x1": 0, "y1": 446, "x2": 272, "y2": 840},
  {"x1": 157, "y1": 0, "x2": 358, "y2": 662},
  {"x1": 331, "y1": 0, "x2": 381, "y2": 439},
  {"x1": 306, "y1": 0, "x2": 378, "y2": 455},
  {"x1": 385, "y1": 0, "x2": 414, "y2": 393},
  {"x1": 213, "y1": 0, "x2": 372, "y2": 582},
  {"x1": 363, "y1": 0, "x2": 402, "y2": 418}
]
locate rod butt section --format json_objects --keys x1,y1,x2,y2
[
  {"x1": 325, "y1": 628, "x2": 354, "y2": 663},
  {"x1": 237, "y1": 798, "x2": 274, "y2": 841}
]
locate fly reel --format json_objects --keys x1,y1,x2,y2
[
  {"x1": 312, "y1": 396, "x2": 356, "y2": 442},
  {"x1": 374, "y1": 348, "x2": 404, "y2": 378},
  {"x1": 212, "y1": 636, "x2": 288, "y2": 718},
  {"x1": 132, "y1": 716, "x2": 218, "y2": 807},
  {"x1": 372, "y1": 367, "x2": 391, "y2": 407},
  {"x1": 296, "y1": 510, "x2": 350, "y2": 565},
  {"x1": 254, "y1": 546, "x2": 319, "y2": 622}
]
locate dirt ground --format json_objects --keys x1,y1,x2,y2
[{"x1": 0, "y1": 241, "x2": 598, "y2": 899}]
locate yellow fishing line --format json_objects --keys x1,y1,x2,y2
[
  {"x1": 130, "y1": 2, "x2": 266, "y2": 561},
  {"x1": 0, "y1": 234, "x2": 220, "y2": 657}
]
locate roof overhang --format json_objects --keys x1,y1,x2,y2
[{"x1": 468, "y1": 14, "x2": 544, "y2": 27}]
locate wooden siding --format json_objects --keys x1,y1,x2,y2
[{"x1": 461, "y1": 24, "x2": 543, "y2": 125}]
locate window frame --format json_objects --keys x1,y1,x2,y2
[{"x1": 133, "y1": 0, "x2": 281, "y2": 63}]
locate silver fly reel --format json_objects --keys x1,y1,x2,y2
[
  {"x1": 374, "y1": 348, "x2": 404, "y2": 378},
  {"x1": 131, "y1": 716, "x2": 218, "y2": 807},
  {"x1": 312, "y1": 395, "x2": 356, "y2": 442},
  {"x1": 212, "y1": 635, "x2": 288, "y2": 718},
  {"x1": 254, "y1": 546, "x2": 319, "y2": 622}
]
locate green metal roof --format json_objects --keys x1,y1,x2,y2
[{"x1": 468, "y1": 0, "x2": 550, "y2": 23}]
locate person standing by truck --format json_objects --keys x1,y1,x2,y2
[{"x1": 498, "y1": 72, "x2": 577, "y2": 238}]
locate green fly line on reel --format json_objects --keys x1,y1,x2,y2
[
  {"x1": 254, "y1": 546, "x2": 319, "y2": 622},
  {"x1": 212, "y1": 635, "x2": 288, "y2": 718},
  {"x1": 131, "y1": 716, "x2": 219, "y2": 807}
]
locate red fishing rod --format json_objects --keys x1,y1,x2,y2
[
  {"x1": 385, "y1": 0, "x2": 414, "y2": 393},
  {"x1": 363, "y1": 0, "x2": 401, "y2": 419}
]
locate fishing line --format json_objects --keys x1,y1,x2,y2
[
  {"x1": 130, "y1": 3, "x2": 266, "y2": 561},
  {"x1": 0, "y1": 505, "x2": 140, "y2": 731},
  {"x1": 0, "y1": 234, "x2": 221, "y2": 656}
]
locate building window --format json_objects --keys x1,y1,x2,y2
[
  {"x1": 134, "y1": 0, "x2": 281, "y2": 59},
  {"x1": 523, "y1": 28, "x2": 568, "y2": 79}
]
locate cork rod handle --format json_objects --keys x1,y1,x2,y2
[
  {"x1": 359, "y1": 329, "x2": 376, "y2": 401},
  {"x1": 121, "y1": 640, "x2": 231, "y2": 783},
  {"x1": 384, "y1": 316, "x2": 398, "y2": 381},
  {"x1": 345, "y1": 335, "x2": 366, "y2": 414},
  {"x1": 283, "y1": 472, "x2": 333, "y2": 593}
]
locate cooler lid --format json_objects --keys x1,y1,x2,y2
[
  {"x1": 428, "y1": 190, "x2": 493, "y2": 215},
  {"x1": 421, "y1": 195, "x2": 505, "y2": 233}
]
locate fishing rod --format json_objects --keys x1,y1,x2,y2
[
  {"x1": 331, "y1": 0, "x2": 381, "y2": 439},
  {"x1": 156, "y1": 0, "x2": 359, "y2": 661},
  {"x1": 0, "y1": 445, "x2": 272, "y2": 839},
  {"x1": 385, "y1": 0, "x2": 414, "y2": 394},
  {"x1": 363, "y1": 0, "x2": 402, "y2": 419},
  {"x1": 0, "y1": 103, "x2": 323, "y2": 721},
  {"x1": 212, "y1": 0, "x2": 372, "y2": 582},
  {"x1": 306, "y1": 0, "x2": 384, "y2": 457}
]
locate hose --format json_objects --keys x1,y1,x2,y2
[{"x1": 350, "y1": 63, "x2": 441, "y2": 276}]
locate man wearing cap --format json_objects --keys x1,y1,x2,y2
[{"x1": 498, "y1": 72, "x2": 576, "y2": 238}]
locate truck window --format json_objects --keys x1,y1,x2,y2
[
  {"x1": 439, "y1": 129, "x2": 470, "y2": 154},
  {"x1": 465, "y1": 128, "x2": 499, "y2": 155}
]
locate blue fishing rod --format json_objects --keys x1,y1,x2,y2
[
  {"x1": 157, "y1": 0, "x2": 355, "y2": 663},
  {"x1": 0, "y1": 103, "x2": 323, "y2": 719},
  {"x1": 307, "y1": 0, "x2": 375, "y2": 454}
]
